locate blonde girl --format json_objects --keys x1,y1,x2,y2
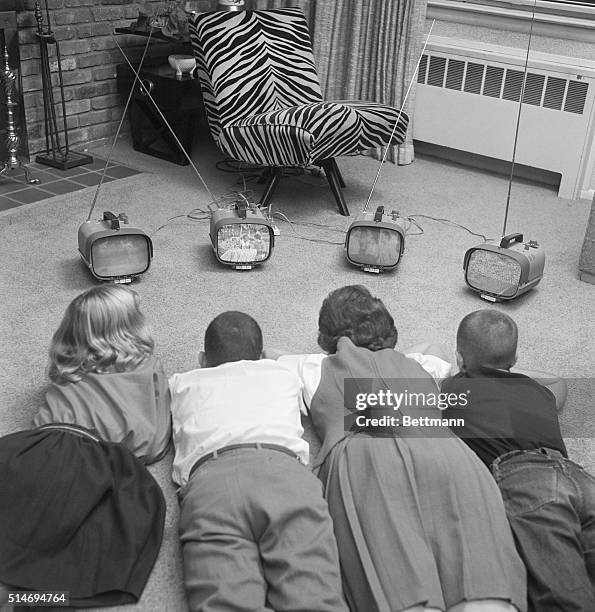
[{"x1": 0, "y1": 285, "x2": 170, "y2": 607}]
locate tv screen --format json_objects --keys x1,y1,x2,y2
[
  {"x1": 216, "y1": 223, "x2": 272, "y2": 265},
  {"x1": 91, "y1": 234, "x2": 152, "y2": 279},
  {"x1": 347, "y1": 226, "x2": 403, "y2": 268},
  {"x1": 466, "y1": 250, "x2": 521, "y2": 298}
]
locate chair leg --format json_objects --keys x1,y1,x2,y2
[
  {"x1": 320, "y1": 159, "x2": 349, "y2": 216},
  {"x1": 330, "y1": 158, "x2": 346, "y2": 188},
  {"x1": 257, "y1": 167, "x2": 273, "y2": 185},
  {"x1": 258, "y1": 167, "x2": 282, "y2": 208}
]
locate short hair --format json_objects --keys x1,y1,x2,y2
[
  {"x1": 317, "y1": 285, "x2": 398, "y2": 354},
  {"x1": 204, "y1": 311, "x2": 263, "y2": 367},
  {"x1": 48, "y1": 285, "x2": 154, "y2": 384},
  {"x1": 457, "y1": 309, "x2": 518, "y2": 371}
]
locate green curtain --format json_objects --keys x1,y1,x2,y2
[{"x1": 249, "y1": 0, "x2": 428, "y2": 164}]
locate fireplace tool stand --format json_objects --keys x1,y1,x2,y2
[{"x1": 34, "y1": 0, "x2": 92, "y2": 170}]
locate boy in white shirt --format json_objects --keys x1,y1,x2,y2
[{"x1": 170, "y1": 311, "x2": 347, "y2": 612}]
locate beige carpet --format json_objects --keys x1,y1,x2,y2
[{"x1": 1, "y1": 136, "x2": 594, "y2": 611}]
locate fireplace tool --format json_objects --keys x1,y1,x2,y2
[
  {"x1": 0, "y1": 43, "x2": 39, "y2": 184},
  {"x1": 34, "y1": 0, "x2": 92, "y2": 170}
]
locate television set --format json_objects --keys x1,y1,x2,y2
[
  {"x1": 78, "y1": 212, "x2": 153, "y2": 283},
  {"x1": 345, "y1": 206, "x2": 406, "y2": 273},
  {"x1": 463, "y1": 233, "x2": 545, "y2": 301},
  {"x1": 210, "y1": 201, "x2": 274, "y2": 270}
]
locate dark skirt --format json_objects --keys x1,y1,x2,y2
[
  {"x1": 0, "y1": 426, "x2": 166, "y2": 608},
  {"x1": 318, "y1": 433, "x2": 527, "y2": 612}
]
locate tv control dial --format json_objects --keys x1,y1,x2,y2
[{"x1": 139, "y1": 79, "x2": 154, "y2": 96}]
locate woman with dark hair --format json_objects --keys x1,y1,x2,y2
[{"x1": 275, "y1": 285, "x2": 527, "y2": 612}]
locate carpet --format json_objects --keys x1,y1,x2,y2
[{"x1": 1, "y1": 137, "x2": 593, "y2": 611}]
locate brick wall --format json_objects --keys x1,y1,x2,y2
[{"x1": 16, "y1": 0, "x2": 216, "y2": 156}]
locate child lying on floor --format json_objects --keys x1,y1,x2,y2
[
  {"x1": 268, "y1": 285, "x2": 527, "y2": 612},
  {"x1": 170, "y1": 310, "x2": 347, "y2": 612},
  {"x1": 0, "y1": 285, "x2": 170, "y2": 607},
  {"x1": 442, "y1": 309, "x2": 594, "y2": 612}
]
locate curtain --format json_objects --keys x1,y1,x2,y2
[
  {"x1": 249, "y1": 0, "x2": 428, "y2": 164},
  {"x1": 249, "y1": 0, "x2": 315, "y2": 23},
  {"x1": 313, "y1": 0, "x2": 428, "y2": 164}
]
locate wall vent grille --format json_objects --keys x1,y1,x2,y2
[{"x1": 418, "y1": 53, "x2": 588, "y2": 115}]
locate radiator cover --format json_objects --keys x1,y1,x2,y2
[{"x1": 413, "y1": 36, "x2": 595, "y2": 200}]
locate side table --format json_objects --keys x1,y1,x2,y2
[{"x1": 116, "y1": 63, "x2": 207, "y2": 166}]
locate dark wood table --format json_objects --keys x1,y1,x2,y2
[{"x1": 116, "y1": 61, "x2": 206, "y2": 166}]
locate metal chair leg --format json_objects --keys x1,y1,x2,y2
[
  {"x1": 320, "y1": 159, "x2": 349, "y2": 216},
  {"x1": 330, "y1": 157, "x2": 346, "y2": 188},
  {"x1": 258, "y1": 167, "x2": 282, "y2": 208}
]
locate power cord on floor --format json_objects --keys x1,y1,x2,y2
[
  {"x1": 148, "y1": 172, "x2": 493, "y2": 245},
  {"x1": 150, "y1": 189, "x2": 257, "y2": 236},
  {"x1": 407, "y1": 214, "x2": 495, "y2": 242}
]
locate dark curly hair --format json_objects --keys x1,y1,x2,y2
[{"x1": 317, "y1": 285, "x2": 398, "y2": 354}]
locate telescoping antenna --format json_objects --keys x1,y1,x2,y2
[
  {"x1": 344, "y1": 21, "x2": 435, "y2": 274},
  {"x1": 110, "y1": 34, "x2": 219, "y2": 204},
  {"x1": 85, "y1": 32, "x2": 219, "y2": 224},
  {"x1": 85, "y1": 31, "x2": 154, "y2": 223},
  {"x1": 501, "y1": 0, "x2": 537, "y2": 237},
  {"x1": 363, "y1": 20, "x2": 435, "y2": 214}
]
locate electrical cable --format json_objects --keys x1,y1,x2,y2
[
  {"x1": 149, "y1": 187, "x2": 258, "y2": 236},
  {"x1": 271, "y1": 211, "x2": 346, "y2": 246},
  {"x1": 407, "y1": 214, "x2": 495, "y2": 241}
]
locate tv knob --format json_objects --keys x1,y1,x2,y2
[{"x1": 139, "y1": 79, "x2": 154, "y2": 96}]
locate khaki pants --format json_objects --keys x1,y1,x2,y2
[{"x1": 179, "y1": 447, "x2": 347, "y2": 612}]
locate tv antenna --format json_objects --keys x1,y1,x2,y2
[
  {"x1": 363, "y1": 20, "x2": 435, "y2": 214},
  {"x1": 85, "y1": 31, "x2": 153, "y2": 222},
  {"x1": 85, "y1": 31, "x2": 219, "y2": 223},
  {"x1": 501, "y1": 0, "x2": 538, "y2": 237}
]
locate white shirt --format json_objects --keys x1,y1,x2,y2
[
  {"x1": 278, "y1": 352, "x2": 454, "y2": 414},
  {"x1": 169, "y1": 359, "x2": 310, "y2": 487}
]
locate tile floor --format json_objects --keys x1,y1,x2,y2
[{"x1": 0, "y1": 157, "x2": 142, "y2": 212}]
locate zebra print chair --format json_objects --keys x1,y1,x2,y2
[{"x1": 188, "y1": 8, "x2": 409, "y2": 216}]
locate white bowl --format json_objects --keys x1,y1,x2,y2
[{"x1": 168, "y1": 54, "x2": 196, "y2": 78}]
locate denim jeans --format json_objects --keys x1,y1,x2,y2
[{"x1": 491, "y1": 448, "x2": 595, "y2": 612}]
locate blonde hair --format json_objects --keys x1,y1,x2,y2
[{"x1": 48, "y1": 285, "x2": 154, "y2": 383}]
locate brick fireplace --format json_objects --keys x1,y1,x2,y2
[{"x1": 12, "y1": 0, "x2": 216, "y2": 158}]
